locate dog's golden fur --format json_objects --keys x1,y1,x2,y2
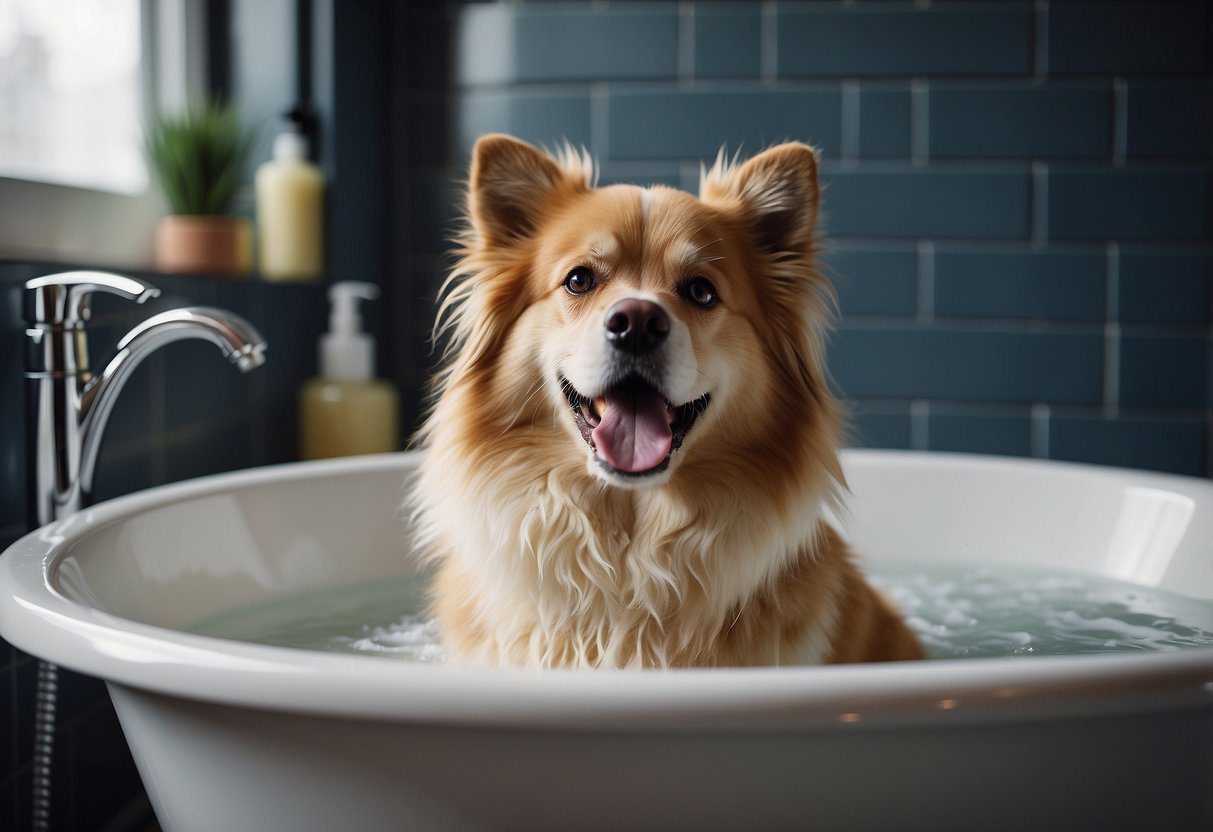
[{"x1": 412, "y1": 134, "x2": 923, "y2": 668}]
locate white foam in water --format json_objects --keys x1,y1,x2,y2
[
  {"x1": 345, "y1": 617, "x2": 445, "y2": 662},
  {"x1": 186, "y1": 563, "x2": 1213, "y2": 662},
  {"x1": 188, "y1": 574, "x2": 447, "y2": 663},
  {"x1": 871, "y1": 563, "x2": 1213, "y2": 659}
]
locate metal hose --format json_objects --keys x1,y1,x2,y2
[{"x1": 31, "y1": 660, "x2": 58, "y2": 832}]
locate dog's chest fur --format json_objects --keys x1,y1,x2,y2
[{"x1": 421, "y1": 452, "x2": 843, "y2": 669}]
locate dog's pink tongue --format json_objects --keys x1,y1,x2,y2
[{"x1": 592, "y1": 388, "x2": 672, "y2": 473}]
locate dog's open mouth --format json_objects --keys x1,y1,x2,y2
[{"x1": 561, "y1": 375, "x2": 710, "y2": 477}]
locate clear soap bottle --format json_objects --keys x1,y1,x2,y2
[{"x1": 300, "y1": 282, "x2": 400, "y2": 459}]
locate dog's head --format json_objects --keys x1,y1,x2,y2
[{"x1": 426, "y1": 134, "x2": 841, "y2": 491}]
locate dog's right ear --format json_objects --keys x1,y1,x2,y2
[{"x1": 468, "y1": 134, "x2": 572, "y2": 246}]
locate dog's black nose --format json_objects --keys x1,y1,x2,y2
[{"x1": 604, "y1": 298, "x2": 669, "y2": 353}]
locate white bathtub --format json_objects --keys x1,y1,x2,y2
[{"x1": 1, "y1": 450, "x2": 1211, "y2": 831}]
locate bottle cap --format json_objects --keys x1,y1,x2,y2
[
  {"x1": 320, "y1": 281, "x2": 379, "y2": 381},
  {"x1": 273, "y1": 130, "x2": 308, "y2": 162}
]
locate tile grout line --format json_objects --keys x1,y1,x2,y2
[
  {"x1": 916, "y1": 240, "x2": 935, "y2": 322},
  {"x1": 840, "y1": 80, "x2": 860, "y2": 161},
  {"x1": 854, "y1": 400, "x2": 1203, "y2": 421},
  {"x1": 679, "y1": 160, "x2": 701, "y2": 195},
  {"x1": 910, "y1": 78, "x2": 928, "y2": 166},
  {"x1": 1103, "y1": 322, "x2": 1121, "y2": 419},
  {"x1": 1030, "y1": 403, "x2": 1051, "y2": 458},
  {"x1": 1030, "y1": 161, "x2": 1049, "y2": 248},
  {"x1": 760, "y1": 1, "x2": 777, "y2": 83},
  {"x1": 1111, "y1": 77, "x2": 1128, "y2": 166},
  {"x1": 841, "y1": 316, "x2": 1107, "y2": 335},
  {"x1": 591, "y1": 81, "x2": 609, "y2": 161},
  {"x1": 910, "y1": 400, "x2": 930, "y2": 451},
  {"x1": 1033, "y1": 0, "x2": 1049, "y2": 79},
  {"x1": 1207, "y1": 412, "x2": 1213, "y2": 479},
  {"x1": 1105, "y1": 241, "x2": 1120, "y2": 322},
  {"x1": 1104, "y1": 242, "x2": 1121, "y2": 418},
  {"x1": 677, "y1": 2, "x2": 695, "y2": 83}
]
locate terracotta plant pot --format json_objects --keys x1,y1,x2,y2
[{"x1": 154, "y1": 215, "x2": 253, "y2": 276}]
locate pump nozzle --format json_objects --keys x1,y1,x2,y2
[
  {"x1": 328, "y1": 281, "x2": 379, "y2": 335},
  {"x1": 321, "y1": 281, "x2": 381, "y2": 381}
]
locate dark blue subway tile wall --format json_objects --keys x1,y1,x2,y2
[
  {"x1": 0, "y1": 263, "x2": 30, "y2": 530},
  {"x1": 597, "y1": 160, "x2": 683, "y2": 189},
  {"x1": 822, "y1": 165, "x2": 1032, "y2": 239},
  {"x1": 830, "y1": 324, "x2": 1104, "y2": 404},
  {"x1": 1047, "y1": 1, "x2": 1208, "y2": 75},
  {"x1": 928, "y1": 82, "x2": 1111, "y2": 159},
  {"x1": 847, "y1": 400, "x2": 913, "y2": 450},
  {"x1": 1049, "y1": 413, "x2": 1207, "y2": 477},
  {"x1": 776, "y1": 5, "x2": 1032, "y2": 77},
  {"x1": 0, "y1": 663, "x2": 13, "y2": 783},
  {"x1": 608, "y1": 88, "x2": 842, "y2": 160},
  {"x1": 403, "y1": 0, "x2": 1213, "y2": 495},
  {"x1": 1118, "y1": 249, "x2": 1211, "y2": 326},
  {"x1": 1047, "y1": 167, "x2": 1210, "y2": 242},
  {"x1": 928, "y1": 407, "x2": 1032, "y2": 458},
  {"x1": 933, "y1": 247, "x2": 1106, "y2": 321},
  {"x1": 162, "y1": 339, "x2": 255, "y2": 431},
  {"x1": 65, "y1": 703, "x2": 142, "y2": 831},
  {"x1": 410, "y1": 175, "x2": 463, "y2": 259},
  {"x1": 457, "y1": 3, "x2": 679, "y2": 85},
  {"x1": 693, "y1": 3, "x2": 761, "y2": 80},
  {"x1": 857, "y1": 85, "x2": 912, "y2": 158},
  {"x1": 163, "y1": 420, "x2": 258, "y2": 484},
  {"x1": 91, "y1": 446, "x2": 156, "y2": 506},
  {"x1": 12, "y1": 659, "x2": 34, "y2": 779},
  {"x1": 1124, "y1": 81, "x2": 1213, "y2": 159},
  {"x1": 457, "y1": 90, "x2": 592, "y2": 159},
  {"x1": 1119, "y1": 334, "x2": 1209, "y2": 410},
  {"x1": 825, "y1": 242, "x2": 918, "y2": 317}
]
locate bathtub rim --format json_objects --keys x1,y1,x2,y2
[{"x1": 2, "y1": 449, "x2": 1212, "y2": 731}]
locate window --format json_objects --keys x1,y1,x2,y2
[{"x1": 0, "y1": 0, "x2": 146, "y2": 193}]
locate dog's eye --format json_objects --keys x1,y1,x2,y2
[
  {"x1": 684, "y1": 277, "x2": 718, "y2": 308},
  {"x1": 564, "y1": 267, "x2": 596, "y2": 296}
]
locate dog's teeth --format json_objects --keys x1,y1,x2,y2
[
  {"x1": 667, "y1": 405, "x2": 677, "y2": 425},
  {"x1": 594, "y1": 397, "x2": 607, "y2": 417}
]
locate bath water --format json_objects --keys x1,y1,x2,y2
[{"x1": 186, "y1": 563, "x2": 1213, "y2": 662}]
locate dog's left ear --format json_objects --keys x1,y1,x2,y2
[
  {"x1": 468, "y1": 134, "x2": 581, "y2": 246},
  {"x1": 700, "y1": 143, "x2": 820, "y2": 254}
]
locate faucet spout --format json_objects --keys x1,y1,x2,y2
[{"x1": 78, "y1": 307, "x2": 268, "y2": 497}]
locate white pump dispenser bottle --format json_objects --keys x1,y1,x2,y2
[
  {"x1": 300, "y1": 281, "x2": 400, "y2": 459},
  {"x1": 256, "y1": 128, "x2": 324, "y2": 282}
]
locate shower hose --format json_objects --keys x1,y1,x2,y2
[{"x1": 31, "y1": 660, "x2": 58, "y2": 832}]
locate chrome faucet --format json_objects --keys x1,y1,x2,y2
[{"x1": 23, "y1": 271, "x2": 268, "y2": 525}]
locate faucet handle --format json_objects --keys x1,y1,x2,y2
[{"x1": 25, "y1": 271, "x2": 161, "y2": 328}]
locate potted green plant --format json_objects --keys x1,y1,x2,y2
[{"x1": 145, "y1": 102, "x2": 255, "y2": 276}]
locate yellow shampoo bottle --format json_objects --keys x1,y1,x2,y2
[
  {"x1": 256, "y1": 129, "x2": 324, "y2": 281},
  {"x1": 300, "y1": 281, "x2": 400, "y2": 459}
]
